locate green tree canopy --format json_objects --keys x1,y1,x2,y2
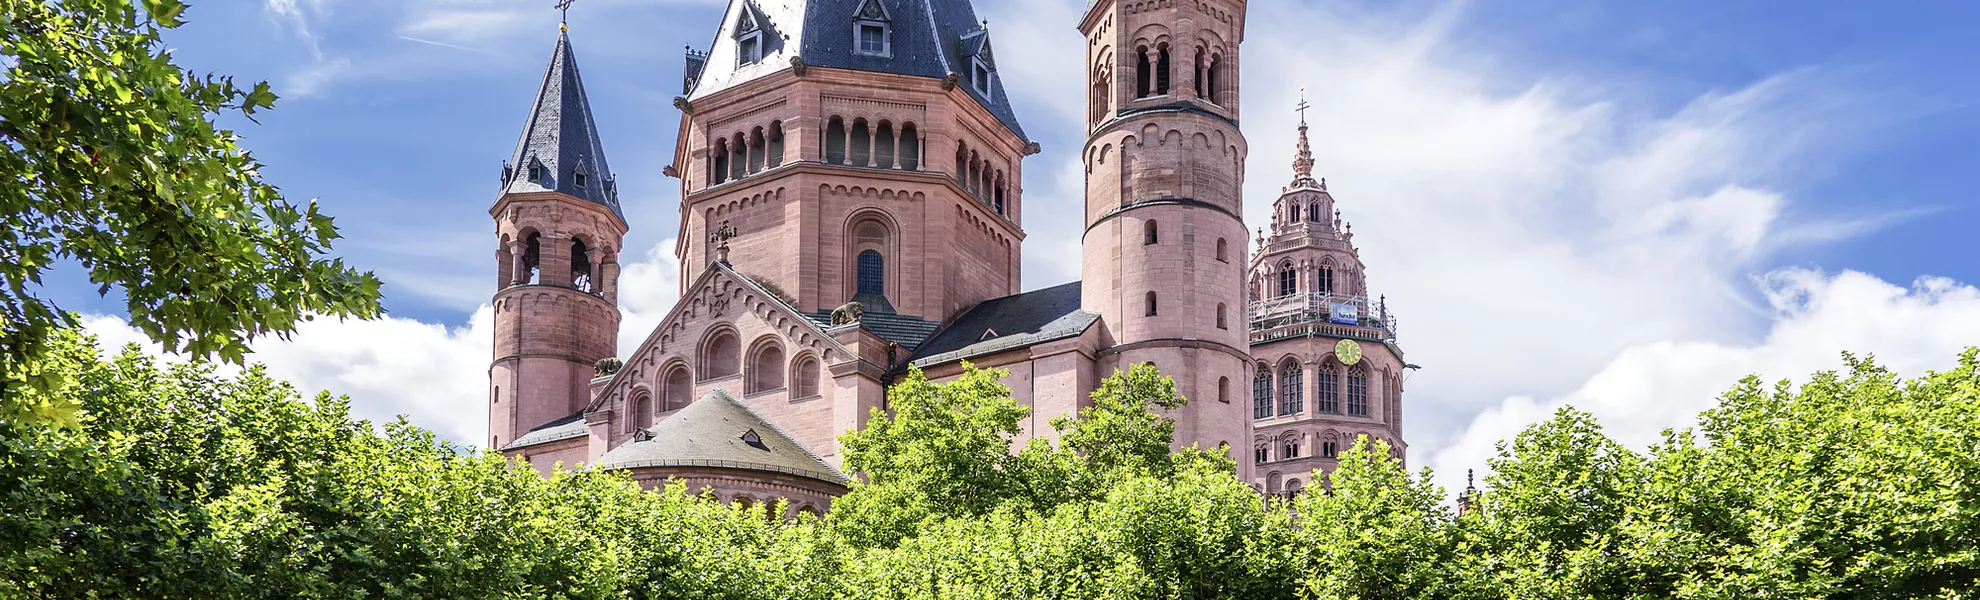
[{"x1": 0, "y1": 0, "x2": 383, "y2": 424}]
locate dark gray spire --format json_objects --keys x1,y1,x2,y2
[{"x1": 502, "y1": 31, "x2": 623, "y2": 221}]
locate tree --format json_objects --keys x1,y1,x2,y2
[
  {"x1": 0, "y1": 0, "x2": 383, "y2": 424},
  {"x1": 1292, "y1": 436, "x2": 1457, "y2": 600}
]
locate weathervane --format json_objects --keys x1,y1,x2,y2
[{"x1": 554, "y1": 0, "x2": 577, "y2": 31}]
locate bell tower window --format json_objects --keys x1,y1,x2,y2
[
  {"x1": 972, "y1": 60, "x2": 993, "y2": 97},
  {"x1": 857, "y1": 250, "x2": 885, "y2": 297}
]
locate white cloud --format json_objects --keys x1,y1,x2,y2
[
  {"x1": 398, "y1": 9, "x2": 533, "y2": 46},
  {"x1": 1428, "y1": 269, "x2": 1980, "y2": 494},
  {"x1": 76, "y1": 236, "x2": 684, "y2": 447},
  {"x1": 615, "y1": 238, "x2": 685, "y2": 359}
]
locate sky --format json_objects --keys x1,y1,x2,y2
[{"x1": 63, "y1": 0, "x2": 1980, "y2": 496}]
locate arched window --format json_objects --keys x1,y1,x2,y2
[
  {"x1": 1217, "y1": 376, "x2": 1230, "y2": 403},
  {"x1": 856, "y1": 250, "x2": 885, "y2": 297},
  {"x1": 1322, "y1": 433, "x2": 1340, "y2": 459},
  {"x1": 1253, "y1": 366, "x2": 1272, "y2": 420},
  {"x1": 1288, "y1": 202, "x2": 1302, "y2": 223},
  {"x1": 730, "y1": 133, "x2": 746, "y2": 181},
  {"x1": 1318, "y1": 265, "x2": 1336, "y2": 295},
  {"x1": 1144, "y1": 291, "x2": 1158, "y2": 316},
  {"x1": 1215, "y1": 238, "x2": 1228, "y2": 262},
  {"x1": 700, "y1": 330, "x2": 740, "y2": 380},
  {"x1": 850, "y1": 119, "x2": 872, "y2": 167},
  {"x1": 628, "y1": 390, "x2": 653, "y2": 431},
  {"x1": 1277, "y1": 263, "x2": 1297, "y2": 297},
  {"x1": 1347, "y1": 364, "x2": 1369, "y2": 417},
  {"x1": 767, "y1": 121, "x2": 785, "y2": 168},
  {"x1": 1155, "y1": 43, "x2": 1171, "y2": 95},
  {"x1": 792, "y1": 355, "x2": 821, "y2": 398},
  {"x1": 748, "y1": 127, "x2": 765, "y2": 174},
  {"x1": 1282, "y1": 436, "x2": 1300, "y2": 459},
  {"x1": 747, "y1": 341, "x2": 785, "y2": 394},
  {"x1": 1144, "y1": 220, "x2": 1159, "y2": 245},
  {"x1": 875, "y1": 121, "x2": 896, "y2": 168},
  {"x1": 1216, "y1": 303, "x2": 1228, "y2": 330},
  {"x1": 1134, "y1": 46, "x2": 1152, "y2": 98},
  {"x1": 994, "y1": 174, "x2": 1006, "y2": 215},
  {"x1": 1309, "y1": 203, "x2": 1325, "y2": 223},
  {"x1": 1318, "y1": 361, "x2": 1341, "y2": 413},
  {"x1": 1266, "y1": 471, "x2": 1283, "y2": 493},
  {"x1": 663, "y1": 366, "x2": 692, "y2": 412},
  {"x1": 522, "y1": 233, "x2": 542, "y2": 285},
  {"x1": 570, "y1": 238, "x2": 593, "y2": 292},
  {"x1": 1254, "y1": 445, "x2": 1268, "y2": 464},
  {"x1": 1278, "y1": 360, "x2": 1303, "y2": 416},
  {"x1": 899, "y1": 123, "x2": 920, "y2": 170},
  {"x1": 1287, "y1": 479, "x2": 1304, "y2": 495},
  {"x1": 825, "y1": 117, "x2": 847, "y2": 165}
]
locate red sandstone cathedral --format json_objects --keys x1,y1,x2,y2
[{"x1": 486, "y1": 0, "x2": 1408, "y2": 514}]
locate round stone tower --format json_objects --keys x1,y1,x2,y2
[
  {"x1": 1079, "y1": 0, "x2": 1252, "y2": 472},
  {"x1": 487, "y1": 30, "x2": 627, "y2": 450}
]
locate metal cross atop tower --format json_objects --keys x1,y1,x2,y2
[
  {"x1": 1296, "y1": 85, "x2": 1310, "y2": 126},
  {"x1": 555, "y1": 0, "x2": 577, "y2": 28}
]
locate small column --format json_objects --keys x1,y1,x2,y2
[
  {"x1": 508, "y1": 240, "x2": 528, "y2": 285},
  {"x1": 890, "y1": 129, "x2": 902, "y2": 169}
]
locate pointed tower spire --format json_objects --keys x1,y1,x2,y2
[
  {"x1": 1291, "y1": 87, "x2": 1318, "y2": 189},
  {"x1": 502, "y1": 28, "x2": 623, "y2": 221}
]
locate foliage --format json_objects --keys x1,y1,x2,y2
[
  {"x1": 0, "y1": 0, "x2": 383, "y2": 425},
  {"x1": 6, "y1": 328, "x2": 1980, "y2": 598}
]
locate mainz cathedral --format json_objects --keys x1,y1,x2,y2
[{"x1": 487, "y1": 0, "x2": 1408, "y2": 515}]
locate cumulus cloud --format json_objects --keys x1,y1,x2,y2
[
  {"x1": 76, "y1": 235, "x2": 683, "y2": 447},
  {"x1": 1428, "y1": 269, "x2": 1980, "y2": 494},
  {"x1": 82, "y1": 308, "x2": 493, "y2": 444}
]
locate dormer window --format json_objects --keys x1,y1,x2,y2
[
  {"x1": 734, "y1": 9, "x2": 765, "y2": 66},
  {"x1": 971, "y1": 60, "x2": 993, "y2": 96},
  {"x1": 737, "y1": 33, "x2": 762, "y2": 65},
  {"x1": 857, "y1": 22, "x2": 889, "y2": 56},
  {"x1": 740, "y1": 428, "x2": 766, "y2": 449},
  {"x1": 572, "y1": 168, "x2": 587, "y2": 188},
  {"x1": 852, "y1": 0, "x2": 892, "y2": 57},
  {"x1": 527, "y1": 163, "x2": 544, "y2": 182}
]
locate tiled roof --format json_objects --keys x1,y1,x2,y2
[
  {"x1": 595, "y1": 389, "x2": 848, "y2": 484},
  {"x1": 501, "y1": 411, "x2": 588, "y2": 450},
  {"x1": 686, "y1": 0, "x2": 1027, "y2": 141},
  {"x1": 501, "y1": 31, "x2": 624, "y2": 220},
  {"x1": 906, "y1": 281, "x2": 1098, "y2": 368},
  {"x1": 803, "y1": 292, "x2": 942, "y2": 351}
]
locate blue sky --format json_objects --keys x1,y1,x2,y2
[{"x1": 65, "y1": 0, "x2": 1980, "y2": 492}]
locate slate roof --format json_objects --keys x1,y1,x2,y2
[
  {"x1": 686, "y1": 0, "x2": 1027, "y2": 141},
  {"x1": 906, "y1": 281, "x2": 1098, "y2": 368},
  {"x1": 803, "y1": 293, "x2": 942, "y2": 351},
  {"x1": 501, "y1": 31, "x2": 624, "y2": 220},
  {"x1": 501, "y1": 411, "x2": 588, "y2": 450},
  {"x1": 595, "y1": 389, "x2": 848, "y2": 484}
]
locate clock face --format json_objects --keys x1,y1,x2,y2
[{"x1": 1336, "y1": 338, "x2": 1363, "y2": 366}]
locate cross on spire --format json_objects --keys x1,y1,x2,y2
[
  {"x1": 1296, "y1": 85, "x2": 1310, "y2": 126},
  {"x1": 555, "y1": 0, "x2": 577, "y2": 29}
]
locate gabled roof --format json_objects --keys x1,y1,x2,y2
[
  {"x1": 595, "y1": 389, "x2": 848, "y2": 484},
  {"x1": 685, "y1": 0, "x2": 1027, "y2": 141},
  {"x1": 906, "y1": 281, "x2": 1098, "y2": 368},
  {"x1": 501, "y1": 31, "x2": 624, "y2": 221}
]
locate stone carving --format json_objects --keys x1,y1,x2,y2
[
  {"x1": 830, "y1": 301, "x2": 865, "y2": 326},
  {"x1": 594, "y1": 357, "x2": 623, "y2": 376}
]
